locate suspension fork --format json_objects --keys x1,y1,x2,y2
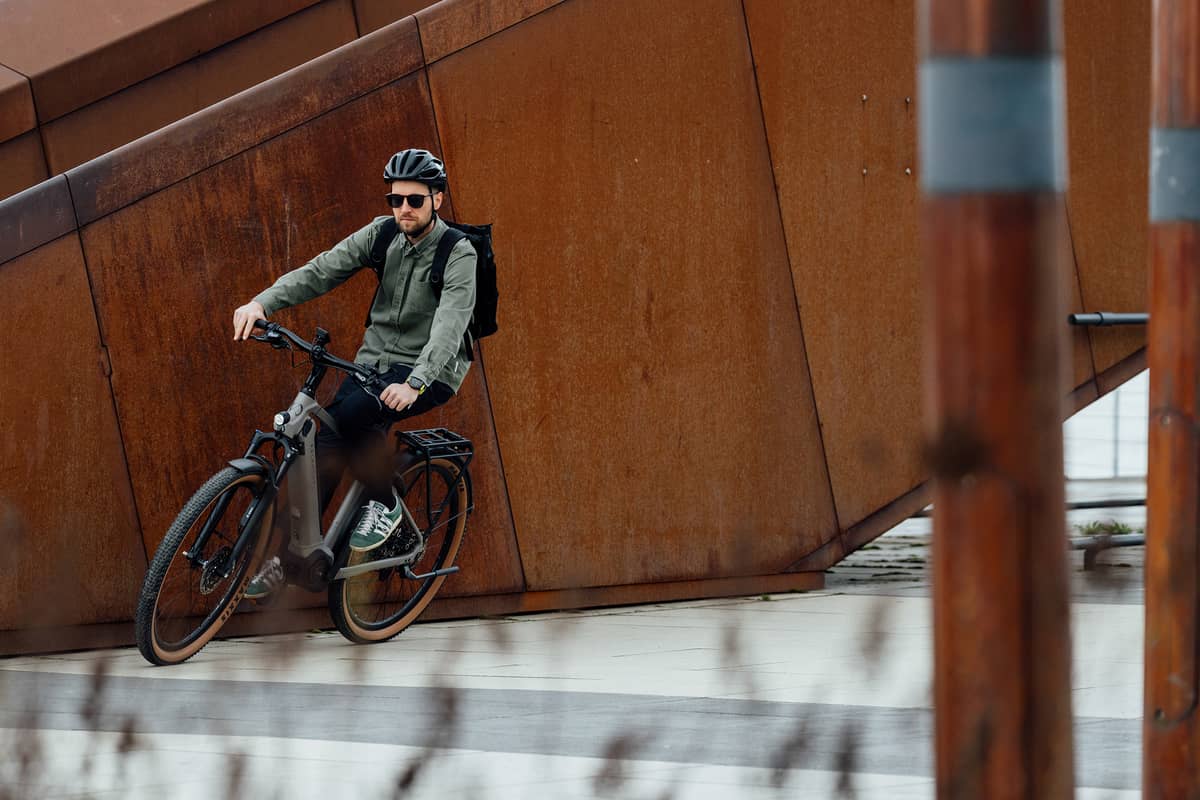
[{"x1": 183, "y1": 442, "x2": 287, "y2": 569}]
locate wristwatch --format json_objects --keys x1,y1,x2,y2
[{"x1": 406, "y1": 375, "x2": 427, "y2": 395}]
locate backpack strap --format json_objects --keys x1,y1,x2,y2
[
  {"x1": 362, "y1": 217, "x2": 399, "y2": 328},
  {"x1": 367, "y1": 216, "x2": 399, "y2": 277},
  {"x1": 430, "y1": 226, "x2": 467, "y2": 298}
]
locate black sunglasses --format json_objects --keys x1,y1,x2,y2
[{"x1": 385, "y1": 192, "x2": 435, "y2": 209}]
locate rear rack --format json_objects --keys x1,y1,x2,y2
[{"x1": 396, "y1": 427, "x2": 474, "y2": 461}]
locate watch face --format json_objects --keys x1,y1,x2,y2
[{"x1": 407, "y1": 377, "x2": 422, "y2": 390}]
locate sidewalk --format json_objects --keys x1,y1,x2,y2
[{"x1": 0, "y1": 481, "x2": 1147, "y2": 798}]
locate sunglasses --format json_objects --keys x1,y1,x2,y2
[{"x1": 385, "y1": 192, "x2": 435, "y2": 209}]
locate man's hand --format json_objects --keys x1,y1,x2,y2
[
  {"x1": 380, "y1": 382, "x2": 420, "y2": 412},
  {"x1": 233, "y1": 301, "x2": 266, "y2": 341}
]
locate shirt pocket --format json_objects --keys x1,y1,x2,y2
[{"x1": 401, "y1": 276, "x2": 440, "y2": 325}]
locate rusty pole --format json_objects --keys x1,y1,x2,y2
[
  {"x1": 919, "y1": 1, "x2": 1074, "y2": 797},
  {"x1": 1144, "y1": 3, "x2": 1200, "y2": 797}
]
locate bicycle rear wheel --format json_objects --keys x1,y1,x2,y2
[
  {"x1": 329, "y1": 458, "x2": 469, "y2": 643},
  {"x1": 135, "y1": 467, "x2": 274, "y2": 665}
]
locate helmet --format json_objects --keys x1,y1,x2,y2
[{"x1": 383, "y1": 149, "x2": 447, "y2": 190}]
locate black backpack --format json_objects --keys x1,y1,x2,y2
[{"x1": 365, "y1": 216, "x2": 499, "y2": 361}]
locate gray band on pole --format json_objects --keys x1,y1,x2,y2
[
  {"x1": 1151, "y1": 128, "x2": 1200, "y2": 222},
  {"x1": 920, "y1": 57, "x2": 1066, "y2": 194}
]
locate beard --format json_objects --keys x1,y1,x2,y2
[{"x1": 399, "y1": 210, "x2": 434, "y2": 238}]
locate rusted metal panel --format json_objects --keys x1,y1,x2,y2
[
  {"x1": 742, "y1": 0, "x2": 925, "y2": 531},
  {"x1": 41, "y1": 0, "x2": 359, "y2": 175},
  {"x1": 68, "y1": 16, "x2": 423, "y2": 225},
  {"x1": 80, "y1": 75, "x2": 525, "y2": 599},
  {"x1": 416, "y1": 0, "x2": 565, "y2": 63},
  {"x1": 0, "y1": 130, "x2": 48, "y2": 204},
  {"x1": 354, "y1": 0, "x2": 436, "y2": 35},
  {"x1": 1063, "y1": 0, "x2": 1150, "y2": 376},
  {"x1": 0, "y1": 0, "x2": 322, "y2": 122},
  {"x1": 0, "y1": 234, "x2": 145, "y2": 631},
  {"x1": 0, "y1": 64, "x2": 35, "y2": 143},
  {"x1": 0, "y1": 176, "x2": 73, "y2": 265},
  {"x1": 1056, "y1": 193, "x2": 1095, "y2": 392},
  {"x1": 429, "y1": 0, "x2": 838, "y2": 592}
]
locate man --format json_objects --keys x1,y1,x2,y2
[{"x1": 231, "y1": 149, "x2": 477, "y2": 599}]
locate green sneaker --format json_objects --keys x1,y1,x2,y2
[
  {"x1": 350, "y1": 491, "x2": 404, "y2": 552},
  {"x1": 243, "y1": 556, "x2": 284, "y2": 601}
]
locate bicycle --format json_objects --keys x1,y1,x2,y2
[{"x1": 134, "y1": 320, "x2": 473, "y2": 666}]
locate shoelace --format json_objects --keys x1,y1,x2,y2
[
  {"x1": 359, "y1": 501, "x2": 392, "y2": 537},
  {"x1": 256, "y1": 557, "x2": 284, "y2": 588}
]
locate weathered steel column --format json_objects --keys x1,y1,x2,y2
[
  {"x1": 1145, "y1": 3, "x2": 1200, "y2": 797},
  {"x1": 919, "y1": 1, "x2": 1074, "y2": 797}
]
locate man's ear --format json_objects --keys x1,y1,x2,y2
[{"x1": 433, "y1": 191, "x2": 444, "y2": 211}]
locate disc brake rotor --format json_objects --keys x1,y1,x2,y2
[{"x1": 199, "y1": 546, "x2": 233, "y2": 595}]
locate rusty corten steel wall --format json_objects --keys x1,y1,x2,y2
[
  {"x1": 1063, "y1": 0, "x2": 1152, "y2": 397},
  {"x1": 428, "y1": 0, "x2": 838, "y2": 591},
  {"x1": 0, "y1": 0, "x2": 443, "y2": 202},
  {"x1": 0, "y1": 183, "x2": 146, "y2": 633},
  {"x1": 0, "y1": 0, "x2": 1150, "y2": 651}
]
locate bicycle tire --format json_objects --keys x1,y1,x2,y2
[
  {"x1": 328, "y1": 458, "x2": 468, "y2": 644},
  {"x1": 135, "y1": 467, "x2": 274, "y2": 665}
]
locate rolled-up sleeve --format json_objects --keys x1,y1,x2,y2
[
  {"x1": 253, "y1": 220, "x2": 379, "y2": 315},
  {"x1": 409, "y1": 240, "x2": 477, "y2": 387}
]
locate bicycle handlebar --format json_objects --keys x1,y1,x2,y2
[{"x1": 251, "y1": 320, "x2": 383, "y2": 390}]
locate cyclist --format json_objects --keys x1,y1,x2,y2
[{"x1": 231, "y1": 149, "x2": 477, "y2": 599}]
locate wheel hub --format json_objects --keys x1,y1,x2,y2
[{"x1": 199, "y1": 547, "x2": 232, "y2": 595}]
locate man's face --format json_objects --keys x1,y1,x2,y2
[{"x1": 389, "y1": 179, "x2": 442, "y2": 236}]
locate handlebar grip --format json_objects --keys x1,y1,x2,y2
[{"x1": 253, "y1": 318, "x2": 270, "y2": 330}]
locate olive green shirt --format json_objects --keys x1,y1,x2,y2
[{"x1": 254, "y1": 216, "x2": 476, "y2": 392}]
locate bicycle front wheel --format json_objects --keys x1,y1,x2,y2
[
  {"x1": 329, "y1": 458, "x2": 469, "y2": 643},
  {"x1": 135, "y1": 467, "x2": 274, "y2": 665}
]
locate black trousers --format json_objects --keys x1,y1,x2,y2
[{"x1": 315, "y1": 363, "x2": 454, "y2": 508}]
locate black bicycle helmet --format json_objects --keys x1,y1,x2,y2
[{"x1": 383, "y1": 149, "x2": 447, "y2": 190}]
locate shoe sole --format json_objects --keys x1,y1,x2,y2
[{"x1": 350, "y1": 534, "x2": 391, "y2": 553}]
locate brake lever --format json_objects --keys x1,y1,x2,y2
[{"x1": 250, "y1": 332, "x2": 289, "y2": 350}]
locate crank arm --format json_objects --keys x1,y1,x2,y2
[{"x1": 403, "y1": 565, "x2": 459, "y2": 580}]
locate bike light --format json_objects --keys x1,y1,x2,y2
[{"x1": 273, "y1": 412, "x2": 290, "y2": 430}]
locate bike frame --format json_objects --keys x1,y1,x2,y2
[{"x1": 187, "y1": 322, "x2": 473, "y2": 588}]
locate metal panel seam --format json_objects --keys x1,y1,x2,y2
[
  {"x1": 0, "y1": 60, "x2": 51, "y2": 175},
  {"x1": 1064, "y1": 200, "x2": 1100, "y2": 383},
  {"x1": 60, "y1": 175, "x2": 150, "y2": 565},
  {"x1": 76, "y1": 67, "x2": 423, "y2": 225},
  {"x1": 468, "y1": 348, "x2": 527, "y2": 589},
  {"x1": 420, "y1": 0, "x2": 571, "y2": 66},
  {"x1": 737, "y1": 0, "x2": 842, "y2": 539},
  {"x1": 42, "y1": 0, "x2": 355, "y2": 132},
  {"x1": 419, "y1": 23, "x2": 528, "y2": 586}
]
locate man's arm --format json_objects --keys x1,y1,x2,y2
[
  {"x1": 409, "y1": 241, "x2": 477, "y2": 388},
  {"x1": 233, "y1": 218, "x2": 384, "y2": 340}
]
